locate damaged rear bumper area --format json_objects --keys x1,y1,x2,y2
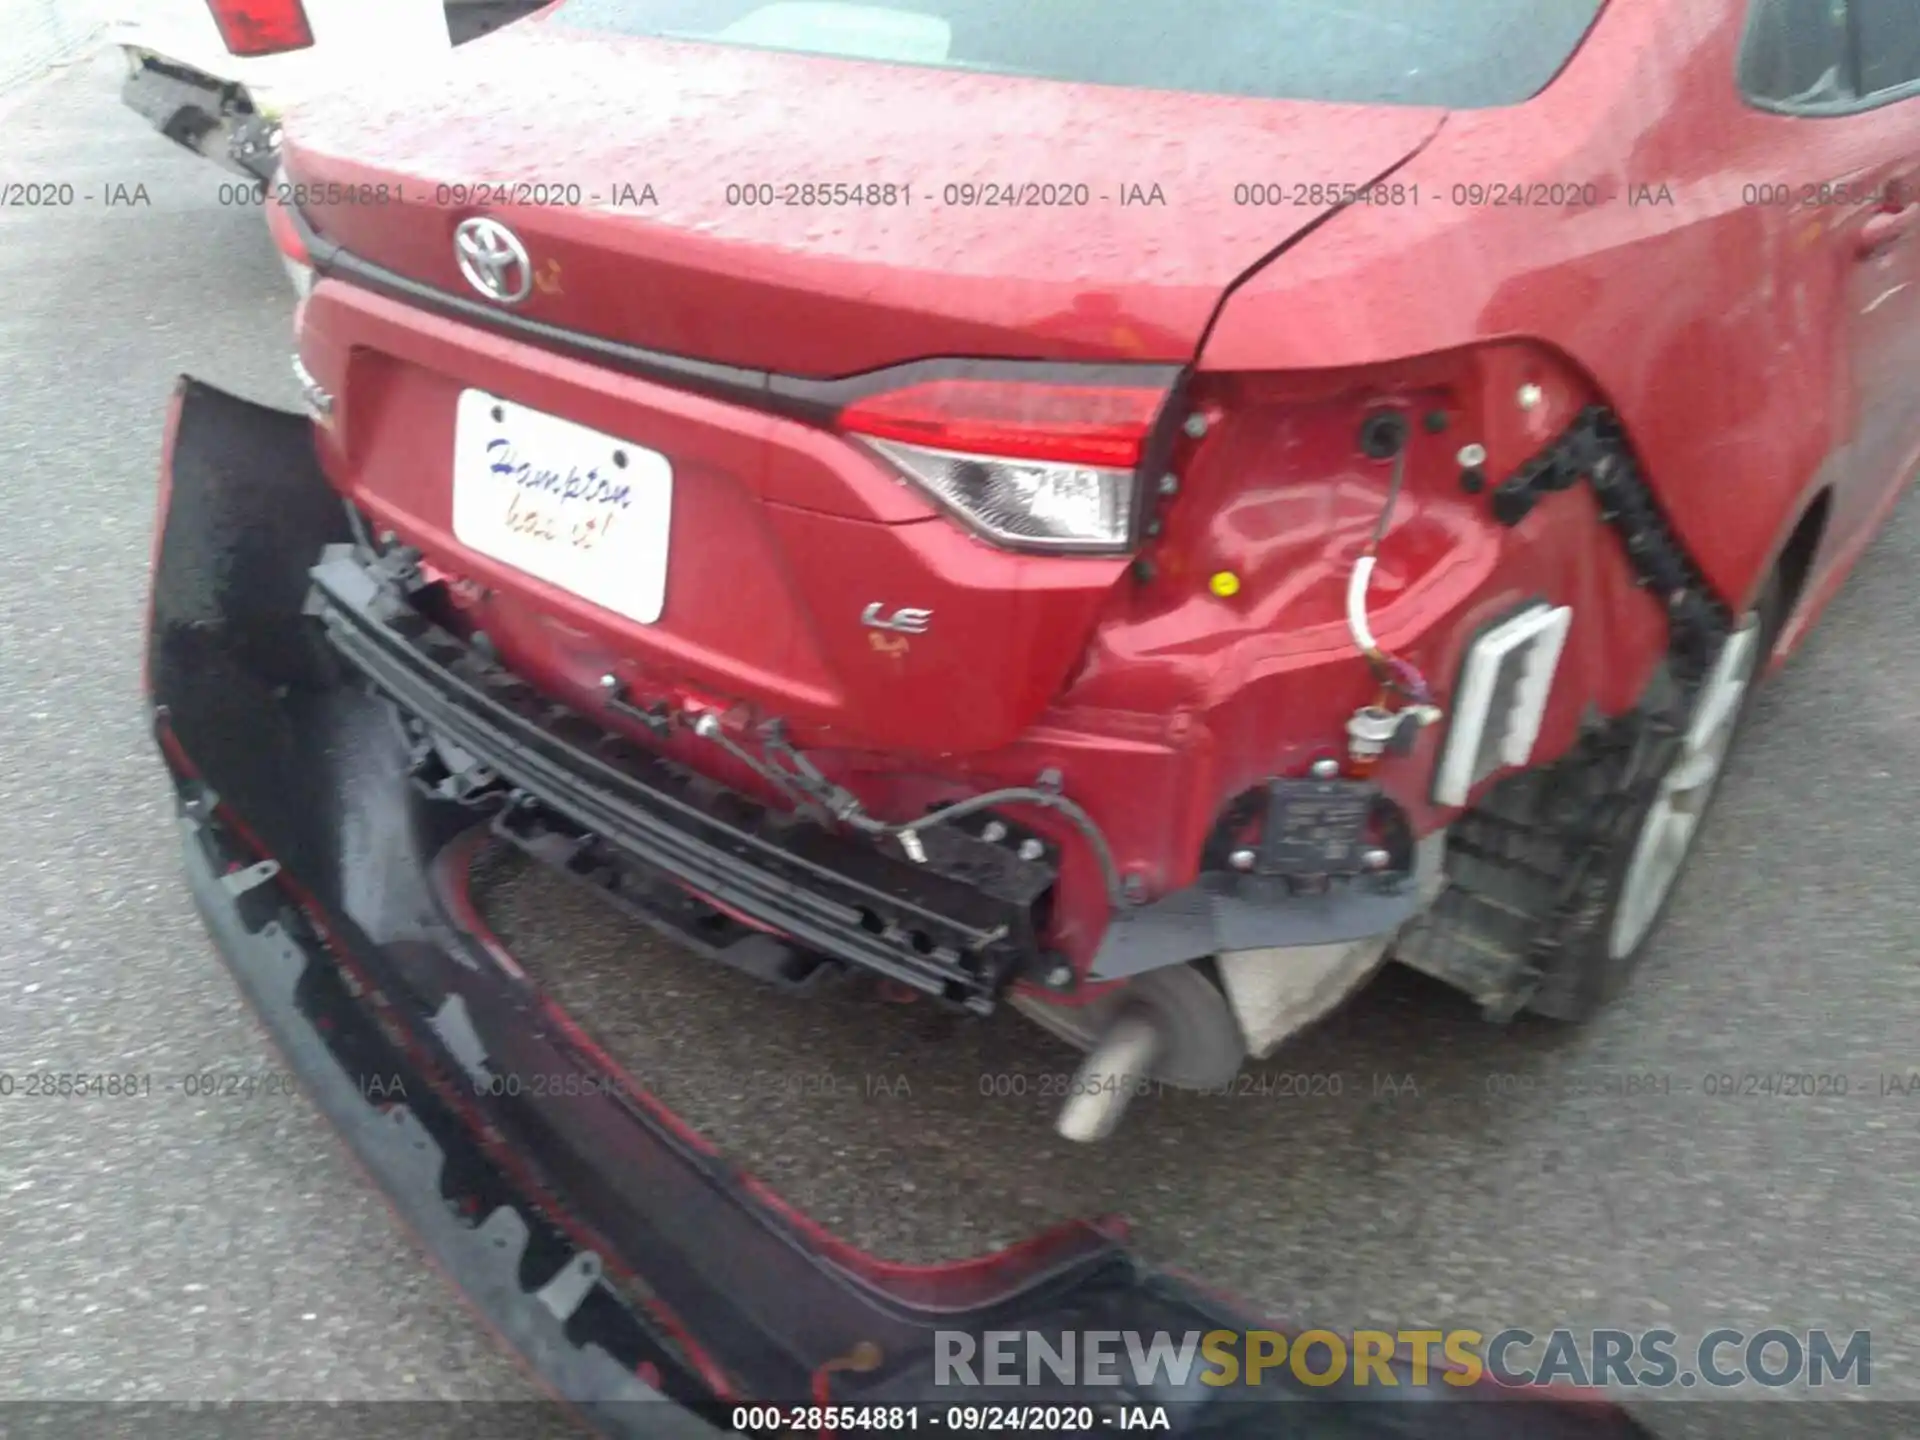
[
  {"x1": 148, "y1": 378, "x2": 1653, "y2": 1439},
  {"x1": 303, "y1": 545, "x2": 1046, "y2": 1014},
  {"x1": 302, "y1": 540, "x2": 1437, "y2": 1016}
]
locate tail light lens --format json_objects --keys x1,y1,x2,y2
[
  {"x1": 837, "y1": 376, "x2": 1171, "y2": 553},
  {"x1": 204, "y1": 0, "x2": 315, "y2": 56}
]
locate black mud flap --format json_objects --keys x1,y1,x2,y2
[{"x1": 146, "y1": 376, "x2": 1656, "y2": 1440}]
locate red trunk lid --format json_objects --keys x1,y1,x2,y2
[
  {"x1": 286, "y1": 23, "x2": 1443, "y2": 756},
  {"x1": 282, "y1": 23, "x2": 1442, "y2": 372}
]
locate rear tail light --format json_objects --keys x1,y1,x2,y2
[
  {"x1": 837, "y1": 375, "x2": 1172, "y2": 554},
  {"x1": 204, "y1": 0, "x2": 315, "y2": 56}
]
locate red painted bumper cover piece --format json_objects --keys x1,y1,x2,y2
[{"x1": 147, "y1": 376, "x2": 1653, "y2": 1439}]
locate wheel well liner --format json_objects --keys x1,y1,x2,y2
[{"x1": 1774, "y1": 489, "x2": 1831, "y2": 620}]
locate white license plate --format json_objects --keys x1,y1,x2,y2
[{"x1": 451, "y1": 389, "x2": 673, "y2": 624}]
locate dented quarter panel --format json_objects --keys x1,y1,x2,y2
[{"x1": 1200, "y1": 0, "x2": 1919, "y2": 629}]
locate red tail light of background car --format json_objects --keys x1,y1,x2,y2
[{"x1": 204, "y1": 0, "x2": 316, "y2": 56}]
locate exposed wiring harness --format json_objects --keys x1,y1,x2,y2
[
  {"x1": 687, "y1": 712, "x2": 1131, "y2": 911},
  {"x1": 1345, "y1": 426, "x2": 1439, "y2": 713},
  {"x1": 352, "y1": 527, "x2": 1133, "y2": 909}
]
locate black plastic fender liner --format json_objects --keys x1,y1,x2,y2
[{"x1": 147, "y1": 376, "x2": 1656, "y2": 1439}]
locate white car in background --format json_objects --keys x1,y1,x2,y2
[{"x1": 112, "y1": 0, "x2": 544, "y2": 179}]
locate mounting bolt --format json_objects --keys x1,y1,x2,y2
[
  {"x1": 1017, "y1": 838, "x2": 1046, "y2": 862},
  {"x1": 378, "y1": 529, "x2": 397, "y2": 547},
  {"x1": 599, "y1": 673, "x2": 620, "y2": 694},
  {"x1": 1229, "y1": 848, "x2": 1257, "y2": 872},
  {"x1": 1362, "y1": 847, "x2": 1392, "y2": 871},
  {"x1": 1183, "y1": 412, "x2": 1210, "y2": 439},
  {"x1": 981, "y1": 820, "x2": 1009, "y2": 844},
  {"x1": 691, "y1": 712, "x2": 723, "y2": 739},
  {"x1": 1158, "y1": 473, "x2": 1180, "y2": 496},
  {"x1": 1517, "y1": 384, "x2": 1544, "y2": 411},
  {"x1": 1310, "y1": 758, "x2": 1341, "y2": 779},
  {"x1": 1456, "y1": 443, "x2": 1488, "y2": 468},
  {"x1": 1046, "y1": 962, "x2": 1074, "y2": 989}
]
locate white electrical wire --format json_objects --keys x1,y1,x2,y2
[{"x1": 1346, "y1": 553, "x2": 1381, "y2": 658}]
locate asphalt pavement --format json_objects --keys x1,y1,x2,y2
[{"x1": 3, "y1": 47, "x2": 1919, "y2": 1438}]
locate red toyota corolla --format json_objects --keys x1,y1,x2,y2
[
  {"x1": 142, "y1": 0, "x2": 1915, "y2": 1429},
  {"x1": 220, "y1": 0, "x2": 1920, "y2": 1144}
]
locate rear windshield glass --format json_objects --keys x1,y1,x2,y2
[{"x1": 548, "y1": 0, "x2": 1607, "y2": 108}]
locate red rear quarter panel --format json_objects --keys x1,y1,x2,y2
[{"x1": 1202, "y1": 0, "x2": 1854, "y2": 619}]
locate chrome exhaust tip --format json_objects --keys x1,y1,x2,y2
[{"x1": 1054, "y1": 1009, "x2": 1165, "y2": 1145}]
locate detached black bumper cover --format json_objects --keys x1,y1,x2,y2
[{"x1": 147, "y1": 377, "x2": 1653, "y2": 1439}]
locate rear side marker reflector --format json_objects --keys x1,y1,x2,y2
[
  {"x1": 1434, "y1": 603, "x2": 1573, "y2": 807},
  {"x1": 263, "y1": 185, "x2": 309, "y2": 267}
]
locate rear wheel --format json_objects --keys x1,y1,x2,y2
[
  {"x1": 1525, "y1": 577, "x2": 1780, "y2": 1020},
  {"x1": 1601, "y1": 616, "x2": 1764, "y2": 962},
  {"x1": 1394, "y1": 577, "x2": 1781, "y2": 1024}
]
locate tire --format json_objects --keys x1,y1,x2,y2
[{"x1": 1524, "y1": 575, "x2": 1782, "y2": 1020}]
